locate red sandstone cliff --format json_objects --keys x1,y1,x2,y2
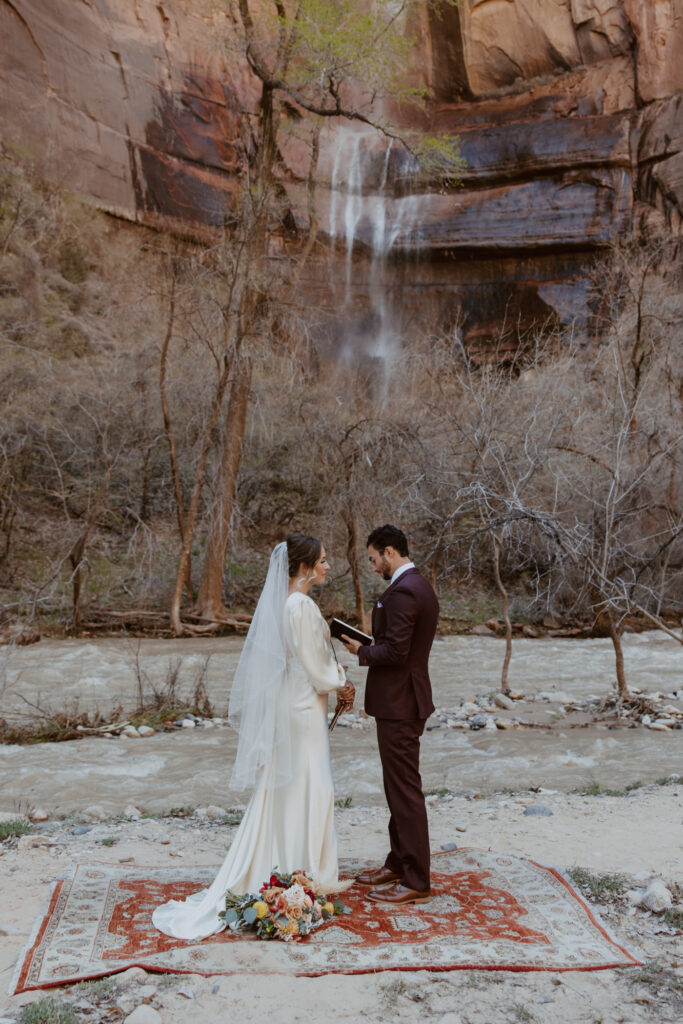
[{"x1": 1, "y1": 0, "x2": 680, "y2": 341}]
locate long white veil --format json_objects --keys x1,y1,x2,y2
[{"x1": 228, "y1": 542, "x2": 293, "y2": 791}]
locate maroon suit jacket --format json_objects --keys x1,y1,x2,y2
[{"x1": 359, "y1": 567, "x2": 439, "y2": 720}]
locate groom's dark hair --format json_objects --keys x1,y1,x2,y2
[{"x1": 367, "y1": 524, "x2": 409, "y2": 557}]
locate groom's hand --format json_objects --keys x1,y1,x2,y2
[{"x1": 341, "y1": 634, "x2": 362, "y2": 655}]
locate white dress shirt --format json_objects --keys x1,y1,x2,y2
[{"x1": 390, "y1": 561, "x2": 415, "y2": 585}]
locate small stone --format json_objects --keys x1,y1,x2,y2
[
  {"x1": 426, "y1": 794, "x2": 439, "y2": 804},
  {"x1": 495, "y1": 719, "x2": 513, "y2": 729},
  {"x1": 522, "y1": 625, "x2": 540, "y2": 638},
  {"x1": 137, "y1": 725, "x2": 155, "y2": 738},
  {"x1": 137, "y1": 985, "x2": 158, "y2": 1000},
  {"x1": 470, "y1": 623, "x2": 496, "y2": 637},
  {"x1": 122, "y1": 726, "x2": 140, "y2": 738},
  {"x1": 118, "y1": 856, "x2": 135, "y2": 863},
  {"x1": 206, "y1": 805, "x2": 228, "y2": 821},
  {"x1": 29, "y1": 808, "x2": 49, "y2": 822},
  {"x1": 462, "y1": 702, "x2": 479, "y2": 716},
  {"x1": 124, "y1": 805, "x2": 142, "y2": 819},
  {"x1": 180, "y1": 719, "x2": 195, "y2": 728},
  {"x1": 115, "y1": 967, "x2": 148, "y2": 986},
  {"x1": 456, "y1": 826, "x2": 467, "y2": 833},
  {"x1": 123, "y1": 1007, "x2": 162, "y2": 1024},
  {"x1": 641, "y1": 715, "x2": 652, "y2": 726},
  {"x1": 494, "y1": 693, "x2": 515, "y2": 710},
  {"x1": 484, "y1": 718, "x2": 497, "y2": 731},
  {"x1": 523, "y1": 805, "x2": 553, "y2": 817},
  {"x1": 440, "y1": 842, "x2": 458, "y2": 851},
  {"x1": 81, "y1": 805, "x2": 107, "y2": 822},
  {"x1": 177, "y1": 986, "x2": 195, "y2": 999},
  {"x1": 195, "y1": 807, "x2": 208, "y2": 819},
  {"x1": 640, "y1": 878, "x2": 673, "y2": 913},
  {"x1": 212, "y1": 984, "x2": 220, "y2": 995},
  {"x1": 649, "y1": 721, "x2": 672, "y2": 731}
]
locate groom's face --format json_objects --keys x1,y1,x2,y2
[{"x1": 368, "y1": 544, "x2": 392, "y2": 580}]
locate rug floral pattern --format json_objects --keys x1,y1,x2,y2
[{"x1": 12, "y1": 849, "x2": 641, "y2": 993}]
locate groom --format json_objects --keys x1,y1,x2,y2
[{"x1": 342, "y1": 524, "x2": 439, "y2": 905}]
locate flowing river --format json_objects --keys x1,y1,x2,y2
[{"x1": 1, "y1": 632, "x2": 680, "y2": 814}]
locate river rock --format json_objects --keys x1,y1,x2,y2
[
  {"x1": 81, "y1": 805, "x2": 107, "y2": 822},
  {"x1": 470, "y1": 624, "x2": 496, "y2": 637},
  {"x1": 122, "y1": 726, "x2": 140, "y2": 738},
  {"x1": 494, "y1": 693, "x2": 515, "y2": 710},
  {"x1": 639, "y1": 878, "x2": 673, "y2": 913},
  {"x1": 648, "y1": 720, "x2": 672, "y2": 731},
  {"x1": 29, "y1": 808, "x2": 49, "y2": 822},
  {"x1": 137, "y1": 725, "x2": 155, "y2": 737},
  {"x1": 115, "y1": 967, "x2": 148, "y2": 987},
  {"x1": 123, "y1": 1007, "x2": 162, "y2": 1024},
  {"x1": 484, "y1": 718, "x2": 498, "y2": 732},
  {"x1": 206, "y1": 805, "x2": 228, "y2": 821},
  {"x1": 523, "y1": 804, "x2": 554, "y2": 817},
  {"x1": 180, "y1": 719, "x2": 195, "y2": 728},
  {"x1": 124, "y1": 805, "x2": 142, "y2": 819}
]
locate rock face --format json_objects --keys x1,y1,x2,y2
[{"x1": 0, "y1": 0, "x2": 680, "y2": 345}]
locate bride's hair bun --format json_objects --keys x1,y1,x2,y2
[{"x1": 286, "y1": 533, "x2": 322, "y2": 578}]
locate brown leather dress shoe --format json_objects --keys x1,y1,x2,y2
[
  {"x1": 355, "y1": 866, "x2": 401, "y2": 887},
  {"x1": 366, "y1": 883, "x2": 430, "y2": 904}
]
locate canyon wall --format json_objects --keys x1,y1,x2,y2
[{"x1": 0, "y1": 1, "x2": 681, "y2": 349}]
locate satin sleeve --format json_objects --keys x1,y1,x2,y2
[{"x1": 288, "y1": 597, "x2": 346, "y2": 695}]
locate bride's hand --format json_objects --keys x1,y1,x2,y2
[{"x1": 338, "y1": 681, "x2": 355, "y2": 704}]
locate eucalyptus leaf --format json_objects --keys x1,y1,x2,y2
[{"x1": 243, "y1": 906, "x2": 258, "y2": 924}]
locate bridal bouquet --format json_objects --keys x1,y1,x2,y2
[{"x1": 220, "y1": 869, "x2": 350, "y2": 941}]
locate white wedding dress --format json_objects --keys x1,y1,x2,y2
[{"x1": 152, "y1": 591, "x2": 345, "y2": 940}]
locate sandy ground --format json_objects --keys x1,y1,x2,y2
[{"x1": 1, "y1": 786, "x2": 681, "y2": 1024}]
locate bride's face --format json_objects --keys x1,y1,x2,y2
[{"x1": 312, "y1": 546, "x2": 330, "y2": 586}]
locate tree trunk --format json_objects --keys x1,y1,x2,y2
[
  {"x1": 492, "y1": 532, "x2": 512, "y2": 694},
  {"x1": 605, "y1": 605, "x2": 628, "y2": 698},
  {"x1": 343, "y1": 510, "x2": 369, "y2": 634},
  {"x1": 194, "y1": 356, "x2": 253, "y2": 620}
]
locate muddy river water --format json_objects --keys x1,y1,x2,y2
[{"x1": 1, "y1": 633, "x2": 680, "y2": 814}]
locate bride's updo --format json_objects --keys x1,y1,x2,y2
[{"x1": 286, "y1": 533, "x2": 322, "y2": 579}]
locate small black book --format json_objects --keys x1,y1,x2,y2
[{"x1": 330, "y1": 618, "x2": 372, "y2": 646}]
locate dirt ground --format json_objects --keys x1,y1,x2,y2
[{"x1": 1, "y1": 784, "x2": 681, "y2": 1024}]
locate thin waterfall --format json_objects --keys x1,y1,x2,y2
[{"x1": 327, "y1": 128, "x2": 423, "y2": 377}]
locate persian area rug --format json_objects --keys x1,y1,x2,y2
[{"x1": 11, "y1": 849, "x2": 641, "y2": 993}]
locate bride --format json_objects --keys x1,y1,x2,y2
[{"x1": 152, "y1": 534, "x2": 355, "y2": 940}]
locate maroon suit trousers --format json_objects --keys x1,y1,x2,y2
[{"x1": 376, "y1": 717, "x2": 430, "y2": 892}]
